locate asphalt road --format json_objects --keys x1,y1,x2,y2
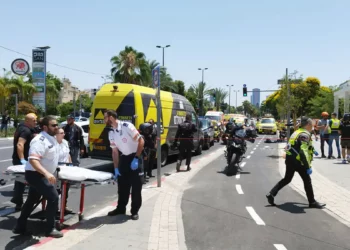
[
  {"x1": 0, "y1": 137, "x2": 222, "y2": 250},
  {"x1": 182, "y1": 135, "x2": 350, "y2": 250}
]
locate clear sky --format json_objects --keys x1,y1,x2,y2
[{"x1": 1, "y1": 0, "x2": 349, "y2": 107}]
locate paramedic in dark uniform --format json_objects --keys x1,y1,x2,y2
[
  {"x1": 104, "y1": 110, "x2": 145, "y2": 220},
  {"x1": 173, "y1": 113, "x2": 197, "y2": 172},
  {"x1": 146, "y1": 119, "x2": 157, "y2": 177},
  {"x1": 64, "y1": 115, "x2": 84, "y2": 166},
  {"x1": 266, "y1": 116, "x2": 326, "y2": 209},
  {"x1": 13, "y1": 116, "x2": 63, "y2": 238}
]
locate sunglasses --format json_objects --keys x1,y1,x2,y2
[{"x1": 50, "y1": 124, "x2": 59, "y2": 127}]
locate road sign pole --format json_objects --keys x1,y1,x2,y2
[
  {"x1": 152, "y1": 66, "x2": 161, "y2": 188},
  {"x1": 286, "y1": 68, "x2": 291, "y2": 140}
]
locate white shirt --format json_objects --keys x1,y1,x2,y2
[
  {"x1": 108, "y1": 121, "x2": 140, "y2": 156},
  {"x1": 57, "y1": 139, "x2": 70, "y2": 164},
  {"x1": 26, "y1": 131, "x2": 59, "y2": 174}
]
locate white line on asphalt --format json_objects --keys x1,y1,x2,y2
[
  {"x1": 246, "y1": 206, "x2": 265, "y2": 225},
  {"x1": 246, "y1": 155, "x2": 251, "y2": 159},
  {"x1": 236, "y1": 173, "x2": 240, "y2": 179},
  {"x1": 236, "y1": 184, "x2": 244, "y2": 194},
  {"x1": 274, "y1": 244, "x2": 287, "y2": 250},
  {"x1": 0, "y1": 159, "x2": 11, "y2": 163},
  {"x1": 250, "y1": 151, "x2": 254, "y2": 154},
  {"x1": 0, "y1": 184, "x2": 14, "y2": 190},
  {"x1": 254, "y1": 147, "x2": 257, "y2": 150},
  {"x1": 0, "y1": 146, "x2": 12, "y2": 150},
  {"x1": 241, "y1": 162, "x2": 246, "y2": 168}
]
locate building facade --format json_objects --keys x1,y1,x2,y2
[
  {"x1": 252, "y1": 88, "x2": 260, "y2": 108},
  {"x1": 58, "y1": 78, "x2": 80, "y2": 104},
  {"x1": 334, "y1": 80, "x2": 350, "y2": 114}
]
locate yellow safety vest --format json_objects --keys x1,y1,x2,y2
[
  {"x1": 330, "y1": 118, "x2": 340, "y2": 131},
  {"x1": 285, "y1": 128, "x2": 313, "y2": 166}
]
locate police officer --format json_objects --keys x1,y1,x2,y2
[
  {"x1": 147, "y1": 119, "x2": 157, "y2": 178},
  {"x1": 328, "y1": 112, "x2": 341, "y2": 159},
  {"x1": 139, "y1": 122, "x2": 155, "y2": 183},
  {"x1": 13, "y1": 115, "x2": 63, "y2": 238},
  {"x1": 339, "y1": 113, "x2": 350, "y2": 164},
  {"x1": 11, "y1": 113, "x2": 37, "y2": 210},
  {"x1": 104, "y1": 110, "x2": 145, "y2": 220},
  {"x1": 174, "y1": 113, "x2": 197, "y2": 172},
  {"x1": 266, "y1": 116, "x2": 326, "y2": 209},
  {"x1": 64, "y1": 115, "x2": 84, "y2": 166}
]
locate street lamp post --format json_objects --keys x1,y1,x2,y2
[
  {"x1": 226, "y1": 84, "x2": 233, "y2": 112},
  {"x1": 156, "y1": 45, "x2": 171, "y2": 67},
  {"x1": 198, "y1": 68, "x2": 208, "y2": 115},
  {"x1": 233, "y1": 90, "x2": 240, "y2": 109}
]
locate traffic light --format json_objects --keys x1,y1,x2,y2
[
  {"x1": 212, "y1": 93, "x2": 216, "y2": 101},
  {"x1": 93, "y1": 89, "x2": 97, "y2": 95},
  {"x1": 243, "y1": 87, "x2": 247, "y2": 96}
]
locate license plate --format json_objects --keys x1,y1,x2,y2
[{"x1": 94, "y1": 145, "x2": 106, "y2": 150}]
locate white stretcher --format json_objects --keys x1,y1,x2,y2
[{"x1": 4, "y1": 165, "x2": 114, "y2": 228}]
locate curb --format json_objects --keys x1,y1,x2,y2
[{"x1": 0, "y1": 137, "x2": 13, "y2": 141}]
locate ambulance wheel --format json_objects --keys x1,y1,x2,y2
[
  {"x1": 79, "y1": 214, "x2": 84, "y2": 221},
  {"x1": 195, "y1": 141, "x2": 203, "y2": 155},
  {"x1": 161, "y1": 147, "x2": 168, "y2": 167}
]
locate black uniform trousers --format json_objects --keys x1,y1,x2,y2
[
  {"x1": 12, "y1": 159, "x2": 26, "y2": 206},
  {"x1": 117, "y1": 153, "x2": 144, "y2": 215},
  {"x1": 178, "y1": 141, "x2": 193, "y2": 166},
  {"x1": 320, "y1": 133, "x2": 329, "y2": 156},
  {"x1": 270, "y1": 157, "x2": 316, "y2": 204},
  {"x1": 144, "y1": 149, "x2": 155, "y2": 177},
  {"x1": 17, "y1": 171, "x2": 59, "y2": 232}
]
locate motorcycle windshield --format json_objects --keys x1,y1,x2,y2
[{"x1": 235, "y1": 129, "x2": 246, "y2": 138}]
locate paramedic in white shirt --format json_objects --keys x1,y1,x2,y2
[
  {"x1": 104, "y1": 109, "x2": 145, "y2": 220},
  {"x1": 13, "y1": 116, "x2": 63, "y2": 238},
  {"x1": 56, "y1": 128, "x2": 73, "y2": 213}
]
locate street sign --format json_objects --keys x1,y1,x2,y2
[
  {"x1": 11, "y1": 58, "x2": 30, "y2": 76},
  {"x1": 152, "y1": 66, "x2": 160, "y2": 89},
  {"x1": 243, "y1": 84, "x2": 246, "y2": 87},
  {"x1": 32, "y1": 49, "x2": 47, "y2": 112}
]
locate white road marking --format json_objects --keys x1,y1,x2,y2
[
  {"x1": 250, "y1": 151, "x2": 254, "y2": 154},
  {"x1": 0, "y1": 184, "x2": 14, "y2": 190},
  {"x1": 240, "y1": 162, "x2": 246, "y2": 168},
  {"x1": 0, "y1": 159, "x2": 11, "y2": 163},
  {"x1": 236, "y1": 184, "x2": 244, "y2": 194},
  {"x1": 246, "y1": 155, "x2": 251, "y2": 159},
  {"x1": 236, "y1": 173, "x2": 240, "y2": 179},
  {"x1": 274, "y1": 244, "x2": 288, "y2": 250},
  {"x1": 246, "y1": 206, "x2": 265, "y2": 225},
  {"x1": 0, "y1": 146, "x2": 12, "y2": 150},
  {"x1": 254, "y1": 147, "x2": 257, "y2": 150}
]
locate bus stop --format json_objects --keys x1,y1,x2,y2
[{"x1": 334, "y1": 80, "x2": 350, "y2": 115}]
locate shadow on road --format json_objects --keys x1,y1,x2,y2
[
  {"x1": 274, "y1": 202, "x2": 310, "y2": 214},
  {"x1": 267, "y1": 155, "x2": 281, "y2": 159}
]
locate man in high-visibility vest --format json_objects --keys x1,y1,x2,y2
[
  {"x1": 328, "y1": 112, "x2": 341, "y2": 159},
  {"x1": 266, "y1": 116, "x2": 326, "y2": 209}
]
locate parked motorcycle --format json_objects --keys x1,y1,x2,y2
[{"x1": 224, "y1": 128, "x2": 256, "y2": 176}]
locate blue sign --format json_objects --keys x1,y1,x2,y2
[
  {"x1": 152, "y1": 66, "x2": 160, "y2": 89},
  {"x1": 32, "y1": 71, "x2": 45, "y2": 78},
  {"x1": 243, "y1": 84, "x2": 246, "y2": 87}
]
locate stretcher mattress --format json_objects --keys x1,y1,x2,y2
[{"x1": 6, "y1": 165, "x2": 113, "y2": 182}]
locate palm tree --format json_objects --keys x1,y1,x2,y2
[
  {"x1": 6, "y1": 75, "x2": 36, "y2": 102},
  {"x1": 209, "y1": 88, "x2": 228, "y2": 111},
  {"x1": 110, "y1": 46, "x2": 149, "y2": 85},
  {"x1": 191, "y1": 82, "x2": 211, "y2": 116}
]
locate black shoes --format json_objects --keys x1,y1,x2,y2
[
  {"x1": 266, "y1": 194, "x2": 276, "y2": 206},
  {"x1": 131, "y1": 214, "x2": 139, "y2": 220},
  {"x1": 12, "y1": 227, "x2": 31, "y2": 236},
  {"x1": 107, "y1": 208, "x2": 126, "y2": 216},
  {"x1": 187, "y1": 166, "x2": 191, "y2": 171},
  {"x1": 309, "y1": 201, "x2": 326, "y2": 209}
]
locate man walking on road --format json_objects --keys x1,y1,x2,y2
[
  {"x1": 266, "y1": 116, "x2": 326, "y2": 209},
  {"x1": 328, "y1": 112, "x2": 341, "y2": 159},
  {"x1": 104, "y1": 110, "x2": 145, "y2": 220},
  {"x1": 173, "y1": 113, "x2": 197, "y2": 172},
  {"x1": 64, "y1": 115, "x2": 84, "y2": 166},
  {"x1": 339, "y1": 113, "x2": 350, "y2": 164},
  {"x1": 317, "y1": 112, "x2": 330, "y2": 158},
  {"x1": 1, "y1": 110, "x2": 10, "y2": 136},
  {"x1": 11, "y1": 113, "x2": 37, "y2": 210}
]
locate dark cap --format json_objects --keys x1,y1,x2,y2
[
  {"x1": 67, "y1": 115, "x2": 74, "y2": 119},
  {"x1": 331, "y1": 112, "x2": 337, "y2": 116}
]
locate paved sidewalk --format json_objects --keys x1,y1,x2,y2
[
  {"x1": 26, "y1": 147, "x2": 224, "y2": 250},
  {"x1": 278, "y1": 140, "x2": 350, "y2": 228}
]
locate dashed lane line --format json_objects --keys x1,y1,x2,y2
[
  {"x1": 246, "y1": 155, "x2": 251, "y2": 159},
  {"x1": 236, "y1": 173, "x2": 240, "y2": 179},
  {"x1": 236, "y1": 184, "x2": 244, "y2": 194},
  {"x1": 240, "y1": 162, "x2": 246, "y2": 168},
  {"x1": 250, "y1": 151, "x2": 254, "y2": 154},
  {"x1": 246, "y1": 206, "x2": 265, "y2": 225},
  {"x1": 274, "y1": 244, "x2": 288, "y2": 250}
]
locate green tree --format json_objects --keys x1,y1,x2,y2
[
  {"x1": 57, "y1": 102, "x2": 74, "y2": 118},
  {"x1": 110, "y1": 46, "x2": 149, "y2": 85},
  {"x1": 307, "y1": 86, "x2": 335, "y2": 118},
  {"x1": 190, "y1": 82, "x2": 211, "y2": 116},
  {"x1": 173, "y1": 80, "x2": 185, "y2": 96},
  {"x1": 210, "y1": 88, "x2": 228, "y2": 111}
]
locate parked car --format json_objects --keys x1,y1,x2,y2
[
  {"x1": 60, "y1": 121, "x2": 89, "y2": 158},
  {"x1": 199, "y1": 118, "x2": 215, "y2": 149},
  {"x1": 60, "y1": 116, "x2": 89, "y2": 127}
]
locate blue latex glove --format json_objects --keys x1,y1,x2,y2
[
  {"x1": 68, "y1": 163, "x2": 73, "y2": 166},
  {"x1": 313, "y1": 150, "x2": 319, "y2": 156},
  {"x1": 306, "y1": 168, "x2": 312, "y2": 175},
  {"x1": 114, "y1": 168, "x2": 121, "y2": 180},
  {"x1": 20, "y1": 159, "x2": 27, "y2": 165},
  {"x1": 131, "y1": 158, "x2": 139, "y2": 171}
]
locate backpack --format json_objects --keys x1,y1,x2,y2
[{"x1": 180, "y1": 122, "x2": 193, "y2": 138}]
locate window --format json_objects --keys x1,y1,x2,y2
[
  {"x1": 261, "y1": 118, "x2": 275, "y2": 124},
  {"x1": 205, "y1": 115, "x2": 220, "y2": 121},
  {"x1": 81, "y1": 125, "x2": 89, "y2": 133}
]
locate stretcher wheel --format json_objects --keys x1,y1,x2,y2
[{"x1": 79, "y1": 214, "x2": 84, "y2": 221}]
